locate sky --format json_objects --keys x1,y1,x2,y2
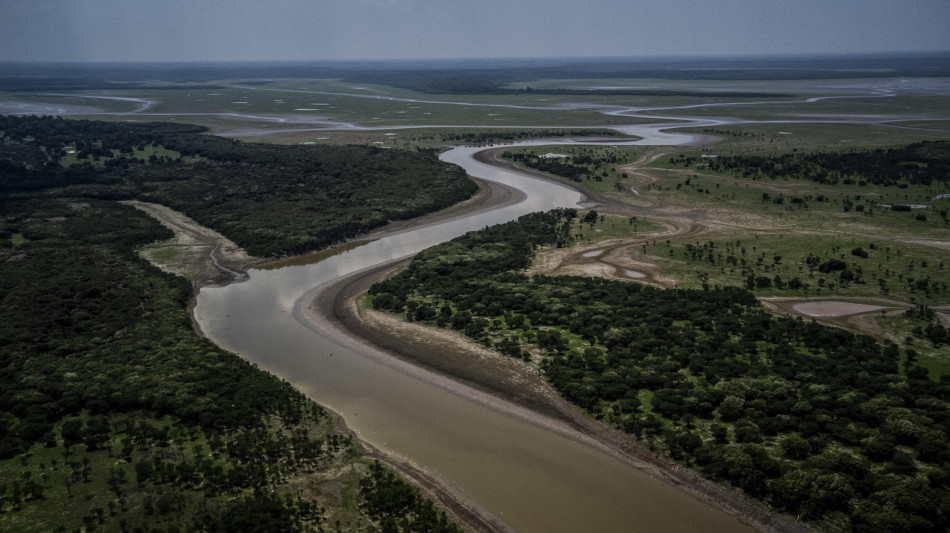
[{"x1": 1, "y1": 0, "x2": 948, "y2": 63}]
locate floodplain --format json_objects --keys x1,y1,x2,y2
[{"x1": 2, "y1": 57, "x2": 949, "y2": 532}]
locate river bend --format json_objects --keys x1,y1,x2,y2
[{"x1": 194, "y1": 134, "x2": 753, "y2": 533}]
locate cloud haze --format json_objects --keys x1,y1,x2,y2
[{"x1": 1, "y1": 0, "x2": 948, "y2": 62}]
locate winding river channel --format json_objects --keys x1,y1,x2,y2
[{"x1": 193, "y1": 120, "x2": 764, "y2": 532}]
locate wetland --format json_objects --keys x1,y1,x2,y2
[{"x1": 2, "y1": 57, "x2": 949, "y2": 532}]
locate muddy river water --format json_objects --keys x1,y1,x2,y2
[{"x1": 194, "y1": 139, "x2": 753, "y2": 532}]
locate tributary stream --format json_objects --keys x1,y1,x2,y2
[{"x1": 194, "y1": 139, "x2": 754, "y2": 532}]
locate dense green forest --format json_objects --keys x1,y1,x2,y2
[
  {"x1": 0, "y1": 115, "x2": 477, "y2": 257},
  {"x1": 0, "y1": 116, "x2": 465, "y2": 531},
  {"x1": 369, "y1": 210, "x2": 950, "y2": 532},
  {"x1": 502, "y1": 149, "x2": 630, "y2": 183},
  {"x1": 670, "y1": 140, "x2": 950, "y2": 188}
]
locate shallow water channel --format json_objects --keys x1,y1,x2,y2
[{"x1": 194, "y1": 143, "x2": 753, "y2": 532}]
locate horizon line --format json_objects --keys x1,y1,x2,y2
[{"x1": 2, "y1": 50, "x2": 950, "y2": 67}]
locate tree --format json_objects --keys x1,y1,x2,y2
[{"x1": 781, "y1": 435, "x2": 811, "y2": 460}]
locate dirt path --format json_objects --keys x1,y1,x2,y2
[
  {"x1": 760, "y1": 296, "x2": 913, "y2": 338},
  {"x1": 475, "y1": 148, "x2": 713, "y2": 286}
]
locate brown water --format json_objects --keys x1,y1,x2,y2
[{"x1": 194, "y1": 144, "x2": 754, "y2": 533}]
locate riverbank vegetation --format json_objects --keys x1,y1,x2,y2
[
  {"x1": 501, "y1": 145, "x2": 644, "y2": 197},
  {"x1": 670, "y1": 140, "x2": 950, "y2": 188},
  {"x1": 503, "y1": 147, "x2": 638, "y2": 184},
  {"x1": 1, "y1": 115, "x2": 477, "y2": 257},
  {"x1": 369, "y1": 210, "x2": 950, "y2": 532},
  {"x1": 0, "y1": 116, "x2": 467, "y2": 531}
]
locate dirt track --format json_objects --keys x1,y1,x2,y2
[{"x1": 123, "y1": 200, "x2": 256, "y2": 286}]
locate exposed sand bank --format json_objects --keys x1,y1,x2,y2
[{"x1": 123, "y1": 200, "x2": 256, "y2": 285}]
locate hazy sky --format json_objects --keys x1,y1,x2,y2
[{"x1": 1, "y1": 0, "x2": 948, "y2": 62}]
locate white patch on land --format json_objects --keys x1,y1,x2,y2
[{"x1": 792, "y1": 301, "x2": 885, "y2": 317}]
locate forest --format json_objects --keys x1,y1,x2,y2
[
  {"x1": 0, "y1": 116, "x2": 465, "y2": 531},
  {"x1": 502, "y1": 149, "x2": 629, "y2": 183},
  {"x1": 669, "y1": 140, "x2": 950, "y2": 188},
  {"x1": 0, "y1": 115, "x2": 477, "y2": 257},
  {"x1": 369, "y1": 210, "x2": 950, "y2": 532}
]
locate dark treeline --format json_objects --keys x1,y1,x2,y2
[
  {"x1": 906, "y1": 305, "x2": 950, "y2": 347},
  {"x1": 504, "y1": 152, "x2": 587, "y2": 182},
  {"x1": 503, "y1": 150, "x2": 626, "y2": 182},
  {"x1": 359, "y1": 461, "x2": 462, "y2": 533},
  {"x1": 672, "y1": 141, "x2": 950, "y2": 187},
  {"x1": 370, "y1": 210, "x2": 950, "y2": 532},
  {"x1": 1, "y1": 115, "x2": 477, "y2": 257}
]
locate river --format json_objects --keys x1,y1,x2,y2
[{"x1": 193, "y1": 136, "x2": 756, "y2": 532}]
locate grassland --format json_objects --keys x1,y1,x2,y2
[
  {"x1": 496, "y1": 125, "x2": 950, "y2": 384},
  {"x1": 571, "y1": 213, "x2": 666, "y2": 243},
  {"x1": 9, "y1": 77, "x2": 940, "y2": 137}
]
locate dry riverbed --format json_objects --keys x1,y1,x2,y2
[{"x1": 132, "y1": 156, "x2": 809, "y2": 533}]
